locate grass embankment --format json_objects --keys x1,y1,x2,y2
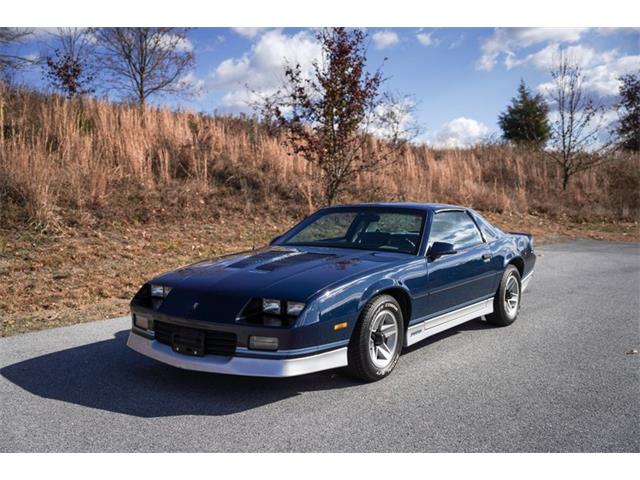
[{"x1": 0, "y1": 86, "x2": 638, "y2": 336}]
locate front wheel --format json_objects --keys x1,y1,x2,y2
[
  {"x1": 486, "y1": 265, "x2": 521, "y2": 326},
  {"x1": 346, "y1": 295, "x2": 404, "y2": 382}
]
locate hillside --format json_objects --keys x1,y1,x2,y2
[{"x1": 1, "y1": 86, "x2": 638, "y2": 335}]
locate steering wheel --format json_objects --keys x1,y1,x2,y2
[{"x1": 395, "y1": 236, "x2": 416, "y2": 251}]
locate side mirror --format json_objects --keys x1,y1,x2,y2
[
  {"x1": 428, "y1": 241, "x2": 457, "y2": 260},
  {"x1": 269, "y1": 235, "x2": 282, "y2": 245}
]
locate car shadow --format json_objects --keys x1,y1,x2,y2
[
  {"x1": 1, "y1": 318, "x2": 497, "y2": 419},
  {"x1": 1, "y1": 330, "x2": 360, "y2": 418}
]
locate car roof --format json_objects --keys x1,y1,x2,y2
[{"x1": 325, "y1": 202, "x2": 467, "y2": 213}]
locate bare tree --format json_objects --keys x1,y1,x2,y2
[
  {"x1": 42, "y1": 28, "x2": 96, "y2": 97},
  {"x1": 259, "y1": 28, "x2": 417, "y2": 205},
  {"x1": 91, "y1": 28, "x2": 195, "y2": 110},
  {"x1": 0, "y1": 28, "x2": 34, "y2": 74},
  {"x1": 547, "y1": 51, "x2": 608, "y2": 190}
]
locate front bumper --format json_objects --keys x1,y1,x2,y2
[{"x1": 127, "y1": 331, "x2": 348, "y2": 377}]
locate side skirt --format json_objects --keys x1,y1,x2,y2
[{"x1": 404, "y1": 298, "x2": 494, "y2": 347}]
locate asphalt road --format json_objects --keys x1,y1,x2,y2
[{"x1": 1, "y1": 240, "x2": 638, "y2": 452}]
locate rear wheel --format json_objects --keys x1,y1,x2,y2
[
  {"x1": 347, "y1": 295, "x2": 404, "y2": 382},
  {"x1": 486, "y1": 265, "x2": 521, "y2": 326}
]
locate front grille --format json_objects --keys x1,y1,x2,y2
[{"x1": 154, "y1": 320, "x2": 237, "y2": 356}]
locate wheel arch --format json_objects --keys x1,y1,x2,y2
[
  {"x1": 377, "y1": 287, "x2": 412, "y2": 328},
  {"x1": 507, "y1": 256, "x2": 525, "y2": 277},
  {"x1": 358, "y1": 283, "x2": 412, "y2": 331}
]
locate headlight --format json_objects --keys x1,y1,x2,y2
[
  {"x1": 261, "y1": 299, "x2": 306, "y2": 317},
  {"x1": 262, "y1": 298, "x2": 281, "y2": 315},
  {"x1": 150, "y1": 284, "x2": 172, "y2": 298},
  {"x1": 286, "y1": 301, "x2": 305, "y2": 317}
]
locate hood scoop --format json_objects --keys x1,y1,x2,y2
[
  {"x1": 256, "y1": 252, "x2": 336, "y2": 271},
  {"x1": 227, "y1": 250, "x2": 292, "y2": 269}
]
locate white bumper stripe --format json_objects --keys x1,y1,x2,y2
[
  {"x1": 521, "y1": 270, "x2": 534, "y2": 292},
  {"x1": 126, "y1": 332, "x2": 348, "y2": 377}
]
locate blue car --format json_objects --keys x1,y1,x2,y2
[{"x1": 128, "y1": 203, "x2": 535, "y2": 381}]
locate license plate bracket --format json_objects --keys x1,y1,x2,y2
[{"x1": 171, "y1": 328, "x2": 205, "y2": 357}]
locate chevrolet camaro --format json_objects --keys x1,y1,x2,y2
[{"x1": 127, "y1": 203, "x2": 536, "y2": 381}]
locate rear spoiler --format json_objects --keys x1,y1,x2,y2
[
  {"x1": 508, "y1": 231, "x2": 532, "y2": 239},
  {"x1": 508, "y1": 231, "x2": 534, "y2": 247}
]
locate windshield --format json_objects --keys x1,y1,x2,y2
[{"x1": 283, "y1": 209, "x2": 425, "y2": 255}]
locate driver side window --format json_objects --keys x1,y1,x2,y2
[{"x1": 429, "y1": 211, "x2": 484, "y2": 251}]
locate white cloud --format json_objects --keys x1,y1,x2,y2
[
  {"x1": 527, "y1": 45, "x2": 640, "y2": 98},
  {"x1": 478, "y1": 28, "x2": 640, "y2": 98},
  {"x1": 595, "y1": 27, "x2": 640, "y2": 36},
  {"x1": 477, "y1": 27, "x2": 589, "y2": 71},
  {"x1": 508, "y1": 43, "x2": 618, "y2": 71},
  {"x1": 232, "y1": 28, "x2": 268, "y2": 39},
  {"x1": 424, "y1": 117, "x2": 490, "y2": 148},
  {"x1": 582, "y1": 54, "x2": 640, "y2": 96},
  {"x1": 372, "y1": 30, "x2": 400, "y2": 49},
  {"x1": 208, "y1": 29, "x2": 321, "y2": 110},
  {"x1": 416, "y1": 32, "x2": 434, "y2": 46},
  {"x1": 212, "y1": 56, "x2": 251, "y2": 86}
]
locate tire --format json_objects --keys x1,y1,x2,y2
[
  {"x1": 486, "y1": 264, "x2": 521, "y2": 326},
  {"x1": 346, "y1": 294, "x2": 404, "y2": 382}
]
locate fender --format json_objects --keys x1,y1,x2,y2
[{"x1": 358, "y1": 278, "x2": 412, "y2": 312}]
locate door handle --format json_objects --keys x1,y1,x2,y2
[{"x1": 482, "y1": 253, "x2": 492, "y2": 262}]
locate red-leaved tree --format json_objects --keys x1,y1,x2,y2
[
  {"x1": 43, "y1": 29, "x2": 96, "y2": 98},
  {"x1": 260, "y1": 28, "x2": 416, "y2": 205}
]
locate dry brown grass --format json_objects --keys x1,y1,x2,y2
[
  {"x1": 1, "y1": 85, "x2": 639, "y2": 229},
  {"x1": 0, "y1": 86, "x2": 639, "y2": 336}
]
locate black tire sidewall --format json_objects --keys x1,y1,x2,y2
[
  {"x1": 348, "y1": 295, "x2": 404, "y2": 381},
  {"x1": 492, "y1": 265, "x2": 521, "y2": 325}
]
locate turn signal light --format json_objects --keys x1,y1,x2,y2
[
  {"x1": 249, "y1": 336, "x2": 279, "y2": 351},
  {"x1": 333, "y1": 322, "x2": 348, "y2": 331},
  {"x1": 133, "y1": 313, "x2": 153, "y2": 331}
]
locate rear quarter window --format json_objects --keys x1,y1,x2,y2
[
  {"x1": 472, "y1": 213, "x2": 503, "y2": 242},
  {"x1": 429, "y1": 211, "x2": 484, "y2": 250}
]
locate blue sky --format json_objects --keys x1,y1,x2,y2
[{"x1": 7, "y1": 27, "x2": 640, "y2": 146}]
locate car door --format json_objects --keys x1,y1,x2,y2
[{"x1": 424, "y1": 210, "x2": 497, "y2": 318}]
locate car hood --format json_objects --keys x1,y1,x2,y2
[{"x1": 149, "y1": 246, "x2": 409, "y2": 322}]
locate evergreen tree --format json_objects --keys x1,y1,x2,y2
[
  {"x1": 498, "y1": 80, "x2": 551, "y2": 148},
  {"x1": 615, "y1": 72, "x2": 640, "y2": 152}
]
